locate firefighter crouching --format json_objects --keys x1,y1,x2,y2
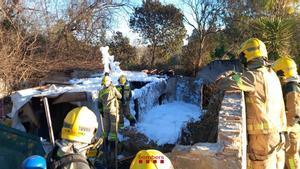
[
  {"x1": 46, "y1": 106, "x2": 99, "y2": 169},
  {"x1": 216, "y1": 38, "x2": 287, "y2": 169},
  {"x1": 273, "y1": 56, "x2": 300, "y2": 169}
]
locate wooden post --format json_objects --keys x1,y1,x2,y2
[{"x1": 42, "y1": 97, "x2": 55, "y2": 145}]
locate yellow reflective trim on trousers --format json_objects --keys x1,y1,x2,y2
[
  {"x1": 108, "y1": 132, "x2": 118, "y2": 141},
  {"x1": 289, "y1": 158, "x2": 296, "y2": 169},
  {"x1": 247, "y1": 122, "x2": 269, "y2": 131}
]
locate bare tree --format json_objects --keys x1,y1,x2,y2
[
  {"x1": 182, "y1": 0, "x2": 226, "y2": 74},
  {"x1": 0, "y1": 5, "x2": 49, "y2": 92},
  {"x1": 0, "y1": 0, "x2": 131, "y2": 93}
]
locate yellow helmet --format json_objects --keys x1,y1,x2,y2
[
  {"x1": 118, "y1": 75, "x2": 127, "y2": 85},
  {"x1": 130, "y1": 149, "x2": 174, "y2": 169},
  {"x1": 61, "y1": 107, "x2": 98, "y2": 144},
  {"x1": 101, "y1": 75, "x2": 112, "y2": 86},
  {"x1": 272, "y1": 56, "x2": 298, "y2": 79},
  {"x1": 239, "y1": 38, "x2": 268, "y2": 63}
]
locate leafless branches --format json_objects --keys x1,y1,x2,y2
[
  {"x1": 0, "y1": 0, "x2": 129, "y2": 94},
  {"x1": 181, "y1": 0, "x2": 226, "y2": 74}
]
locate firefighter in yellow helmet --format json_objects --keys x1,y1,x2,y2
[
  {"x1": 116, "y1": 75, "x2": 136, "y2": 129},
  {"x1": 99, "y1": 75, "x2": 122, "y2": 141},
  {"x1": 273, "y1": 56, "x2": 300, "y2": 169},
  {"x1": 98, "y1": 74, "x2": 122, "y2": 168},
  {"x1": 130, "y1": 149, "x2": 174, "y2": 169},
  {"x1": 46, "y1": 106, "x2": 98, "y2": 169},
  {"x1": 216, "y1": 38, "x2": 287, "y2": 169}
]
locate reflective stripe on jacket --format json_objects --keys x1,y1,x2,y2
[
  {"x1": 99, "y1": 84, "x2": 122, "y2": 113},
  {"x1": 116, "y1": 84, "x2": 131, "y2": 104}
]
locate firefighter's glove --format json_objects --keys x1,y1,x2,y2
[{"x1": 232, "y1": 73, "x2": 241, "y2": 83}]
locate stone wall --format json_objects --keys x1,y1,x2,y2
[
  {"x1": 130, "y1": 79, "x2": 167, "y2": 120},
  {"x1": 169, "y1": 91, "x2": 247, "y2": 169},
  {"x1": 130, "y1": 76, "x2": 202, "y2": 121},
  {"x1": 196, "y1": 60, "x2": 241, "y2": 84},
  {"x1": 175, "y1": 76, "x2": 202, "y2": 106}
]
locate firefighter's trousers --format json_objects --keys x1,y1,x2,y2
[
  {"x1": 103, "y1": 108, "x2": 119, "y2": 141},
  {"x1": 285, "y1": 129, "x2": 300, "y2": 169},
  {"x1": 248, "y1": 133, "x2": 285, "y2": 169}
]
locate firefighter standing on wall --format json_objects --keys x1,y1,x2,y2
[
  {"x1": 216, "y1": 38, "x2": 287, "y2": 169},
  {"x1": 272, "y1": 56, "x2": 300, "y2": 169},
  {"x1": 46, "y1": 106, "x2": 99, "y2": 169},
  {"x1": 116, "y1": 75, "x2": 136, "y2": 129},
  {"x1": 98, "y1": 74, "x2": 122, "y2": 168}
]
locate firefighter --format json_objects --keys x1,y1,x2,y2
[
  {"x1": 116, "y1": 75, "x2": 136, "y2": 129},
  {"x1": 46, "y1": 106, "x2": 98, "y2": 169},
  {"x1": 99, "y1": 75, "x2": 122, "y2": 142},
  {"x1": 130, "y1": 149, "x2": 174, "y2": 169},
  {"x1": 272, "y1": 56, "x2": 300, "y2": 169},
  {"x1": 216, "y1": 38, "x2": 287, "y2": 169},
  {"x1": 98, "y1": 75, "x2": 122, "y2": 168}
]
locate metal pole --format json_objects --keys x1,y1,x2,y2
[{"x1": 42, "y1": 97, "x2": 55, "y2": 145}]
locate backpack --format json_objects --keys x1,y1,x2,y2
[{"x1": 46, "y1": 146, "x2": 91, "y2": 169}]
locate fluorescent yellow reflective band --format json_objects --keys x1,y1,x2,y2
[
  {"x1": 102, "y1": 131, "x2": 107, "y2": 137},
  {"x1": 109, "y1": 133, "x2": 118, "y2": 141},
  {"x1": 100, "y1": 89, "x2": 109, "y2": 97},
  {"x1": 236, "y1": 82, "x2": 250, "y2": 91},
  {"x1": 289, "y1": 158, "x2": 296, "y2": 169},
  {"x1": 247, "y1": 122, "x2": 269, "y2": 131}
]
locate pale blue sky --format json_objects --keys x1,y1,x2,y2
[{"x1": 25, "y1": 0, "x2": 194, "y2": 45}]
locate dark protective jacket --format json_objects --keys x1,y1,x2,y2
[
  {"x1": 46, "y1": 144, "x2": 92, "y2": 169},
  {"x1": 116, "y1": 84, "x2": 132, "y2": 106},
  {"x1": 282, "y1": 80, "x2": 300, "y2": 127}
]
